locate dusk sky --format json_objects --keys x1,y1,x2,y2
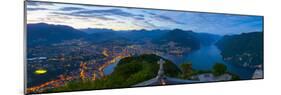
[{"x1": 26, "y1": 1, "x2": 263, "y2": 35}]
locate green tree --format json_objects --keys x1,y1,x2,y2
[
  {"x1": 47, "y1": 54, "x2": 181, "y2": 93},
  {"x1": 180, "y1": 61, "x2": 193, "y2": 78},
  {"x1": 212, "y1": 63, "x2": 227, "y2": 76}
]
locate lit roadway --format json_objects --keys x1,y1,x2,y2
[{"x1": 27, "y1": 48, "x2": 131, "y2": 94}]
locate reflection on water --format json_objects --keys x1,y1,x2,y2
[
  {"x1": 104, "y1": 45, "x2": 256, "y2": 79},
  {"x1": 163, "y1": 45, "x2": 256, "y2": 79},
  {"x1": 104, "y1": 58, "x2": 120, "y2": 75}
]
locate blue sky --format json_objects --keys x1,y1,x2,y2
[{"x1": 26, "y1": 1, "x2": 263, "y2": 35}]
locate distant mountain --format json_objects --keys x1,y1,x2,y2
[
  {"x1": 195, "y1": 32, "x2": 221, "y2": 46},
  {"x1": 86, "y1": 29, "x2": 167, "y2": 43},
  {"x1": 27, "y1": 23, "x2": 220, "y2": 49},
  {"x1": 27, "y1": 23, "x2": 87, "y2": 47},
  {"x1": 215, "y1": 32, "x2": 263, "y2": 68},
  {"x1": 79, "y1": 27, "x2": 220, "y2": 47},
  {"x1": 79, "y1": 28, "x2": 116, "y2": 34},
  {"x1": 152, "y1": 29, "x2": 220, "y2": 49},
  {"x1": 152, "y1": 29, "x2": 200, "y2": 50}
]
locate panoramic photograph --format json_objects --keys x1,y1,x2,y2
[{"x1": 25, "y1": 1, "x2": 263, "y2": 94}]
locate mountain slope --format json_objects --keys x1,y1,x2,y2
[
  {"x1": 153, "y1": 29, "x2": 200, "y2": 50},
  {"x1": 27, "y1": 23, "x2": 87, "y2": 47},
  {"x1": 196, "y1": 32, "x2": 221, "y2": 46},
  {"x1": 215, "y1": 32, "x2": 263, "y2": 67}
]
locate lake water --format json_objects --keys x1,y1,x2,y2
[
  {"x1": 104, "y1": 45, "x2": 256, "y2": 79},
  {"x1": 104, "y1": 58, "x2": 120, "y2": 75},
  {"x1": 163, "y1": 45, "x2": 256, "y2": 79}
]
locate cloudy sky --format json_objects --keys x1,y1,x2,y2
[{"x1": 26, "y1": 1, "x2": 263, "y2": 35}]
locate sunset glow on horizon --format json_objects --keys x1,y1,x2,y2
[{"x1": 26, "y1": 1, "x2": 263, "y2": 35}]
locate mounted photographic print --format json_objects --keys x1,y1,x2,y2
[{"x1": 25, "y1": 1, "x2": 264, "y2": 94}]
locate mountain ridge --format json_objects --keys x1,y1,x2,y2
[{"x1": 27, "y1": 23, "x2": 221, "y2": 49}]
